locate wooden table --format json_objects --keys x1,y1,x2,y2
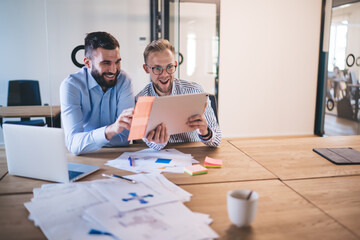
[
  {"x1": 1, "y1": 137, "x2": 360, "y2": 239},
  {"x1": 285, "y1": 176, "x2": 360, "y2": 238},
  {"x1": 0, "y1": 140, "x2": 276, "y2": 194},
  {"x1": 229, "y1": 135, "x2": 360, "y2": 180},
  {"x1": 183, "y1": 180, "x2": 358, "y2": 240},
  {"x1": 0, "y1": 194, "x2": 44, "y2": 240},
  {"x1": 0, "y1": 106, "x2": 61, "y2": 127},
  {"x1": 0, "y1": 147, "x2": 7, "y2": 180}
]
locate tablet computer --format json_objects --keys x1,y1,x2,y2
[
  {"x1": 313, "y1": 147, "x2": 360, "y2": 165},
  {"x1": 129, "y1": 93, "x2": 208, "y2": 140}
]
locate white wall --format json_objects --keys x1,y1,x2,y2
[
  {"x1": 0, "y1": 0, "x2": 150, "y2": 108},
  {"x1": 0, "y1": 0, "x2": 150, "y2": 144},
  {"x1": 219, "y1": 0, "x2": 322, "y2": 138},
  {"x1": 45, "y1": 0, "x2": 151, "y2": 104},
  {"x1": 0, "y1": 0, "x2": 49, "y2": 106}
]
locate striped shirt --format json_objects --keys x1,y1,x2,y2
[{"x1": 136, "y1": 79, "x2": 221, "y2": 150}]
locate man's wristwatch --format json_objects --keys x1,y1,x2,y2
[{"x1": 200, "y1": 127, "x2": 212, "y2": 140}]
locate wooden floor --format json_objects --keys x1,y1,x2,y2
[{"x1": 324, "y1": 112, "x2": 360, "y2": 136}]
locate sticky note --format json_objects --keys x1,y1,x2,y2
[
  {"x1": 184, "y1": 165, "x2": 208, "y2": 176},
  {"x1": 204, "y1": 156, "x2": 222, "y2": 168},
  {"x1": 155, "y1": 158, "x2": 172, "y2": 164},
  {"x1": 128, "y1": 96, "x2": 155, "y2": 140}
]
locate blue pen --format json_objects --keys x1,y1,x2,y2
[
  {"x1": 128, "y1": 156, "x2": 133, "y2": 166},
  {"x1": 102, "y1": 173, "x2": 137, "y2": 184}
]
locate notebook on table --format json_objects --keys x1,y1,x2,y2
[
  {"x1": 313, "y1": 148, "x2": 360, "y2": 165},
  {"x1": 3, "y1": 124, "x2": 99, "y2": 183}
]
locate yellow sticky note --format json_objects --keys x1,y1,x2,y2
[{"x1": 184, "y1": 164, "x2": 208, "y2": 175}]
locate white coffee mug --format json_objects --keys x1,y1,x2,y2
[{"x1": 227, "y1": 189, "x2": 258, "y2": 227}]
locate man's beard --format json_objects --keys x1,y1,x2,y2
[{"x1": 91, "y1": 68, "x2": 119, "y2": 90}]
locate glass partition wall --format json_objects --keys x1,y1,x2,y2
[
  {"x1": 324, "y1": 1, "x2": 360, "y2": 136},
  {"x1": 177, "y1": 0, "x2": 219, "y2": 98}
]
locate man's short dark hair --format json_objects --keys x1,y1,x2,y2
[{"x1": 84, "y1": 32, "x2": 120, "y2": 59}]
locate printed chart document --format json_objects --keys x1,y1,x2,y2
[
  {"x1": 129, "y1": 93, "x2": 208, "y2": 140},
  {"x1": 24, "y1": 174, "x2": 218, "y2": 240},
  {"x1": 106, "y1": 148, "x2": 199, "y2": 174}
]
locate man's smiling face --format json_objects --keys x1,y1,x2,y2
[
  {"x1": 144, "y1": 49, "x2": 177, "y2": 96},
  {"x1": 85, "y1": 47, "x2": 121, "y2": 91}
]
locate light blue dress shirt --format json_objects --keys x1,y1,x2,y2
[{"x1": 60, "y1": 67, "x2": 135, "y2": 155}]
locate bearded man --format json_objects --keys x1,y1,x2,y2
[{"x1": 60, "y1": 32, "x2": 134, "y2": 155}]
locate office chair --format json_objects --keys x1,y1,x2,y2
[
  {"x1": 346, "y1": 72, "x2": 359, "y2": 100},
  {"x1": 208, "y1": 94, "x2": 219, "y2": 123},
  {"x1": 5, "y1": 80, "x2": 46, "y2": 126}
]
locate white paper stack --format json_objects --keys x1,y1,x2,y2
[
  {"x1": 24, "y1": 173, "x2": 218, "y2": 240},
  {"x1": 106, "y1": 148, "x2": 199, "y2": 174}
]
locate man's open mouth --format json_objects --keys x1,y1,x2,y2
[
  {"x1": 159, "y1": 79, "x2": 169, "y2": 85},
  {"x1": 104, "y1": 73, "x2": 115, "y2": 79}
]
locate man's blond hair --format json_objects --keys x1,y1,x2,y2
[{"x1": 143, "y1": 39, "x2": 175, "y2": 64}]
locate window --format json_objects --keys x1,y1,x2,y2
[{"x1": 328, "y1": 21, "x2": 348, "y2": 71}]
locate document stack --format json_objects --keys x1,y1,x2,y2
[
  {"x1": 24, "y1": 173, "x2": 218, "y2": 240},
  {"x1": 106, "y1": 148, "x2": 199, "y2": 174}
]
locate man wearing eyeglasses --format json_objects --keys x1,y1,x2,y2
[{"x1": 136, "y1": 39, "x2": 221, "y2": 150}]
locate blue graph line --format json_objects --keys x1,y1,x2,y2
[{"x1": 122, "y1": 192, "x2": 154, "y2": 204}]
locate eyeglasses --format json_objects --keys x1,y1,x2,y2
[{"x1": 146, "y1": 64, "x2": 177, "y2": 75}]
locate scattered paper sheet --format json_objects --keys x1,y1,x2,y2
[
  {"x1": 25, "y1": 186, "x2": 102, "y2": 240},
  {"x1": 84, "y1": 201, "x2": 216, "y2": 240},
  {"x1": 106, "y1": 148, "x2": 198, "y2": 174},
  {"x1": 91, "y1": 180, "x2": 178, "y2": 212},
  {"x1": 24, "y1": 174, "x2": 218, "y2": 239}
]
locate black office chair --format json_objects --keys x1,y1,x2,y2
[
  {"x1": 5, "y1": 80, "x2": 46, "y2": 126},
  {"x1": 208, "y1": 94, "x2": 219, "y2": 123},
  {"x1": 347, "y1": 72, "x2": 359, "y2": 100}
]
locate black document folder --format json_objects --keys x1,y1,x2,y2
[{"x1": 313, "y1": 148, "x2": 360, "y2": 165}]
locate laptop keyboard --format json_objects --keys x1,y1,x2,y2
[{"x1": 68, "y1": 170, "x2": 84, "y2": 180}]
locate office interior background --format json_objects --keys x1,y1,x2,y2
[{"x1": 0, "y1": 0, "x2": 359, "y2": 145}]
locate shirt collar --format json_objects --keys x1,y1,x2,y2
[
  {"x1": 86, "y1": 67, "x2": 101, "y2": 90},
  {"x1": 150, "y1": 79, "x2": 176, "y2": 96},
  {"x1": 170, "y1": 79, "x2": 177, "y2": 95}
]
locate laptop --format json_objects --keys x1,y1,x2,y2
[{"x1": 3, "y1": 124, "x2": 99, "y2": 183}]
